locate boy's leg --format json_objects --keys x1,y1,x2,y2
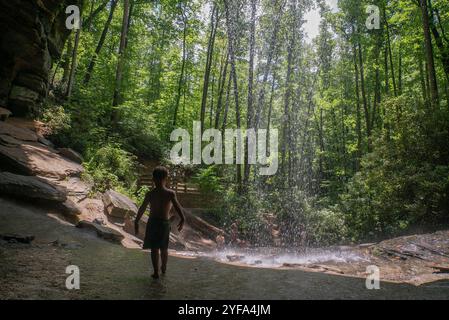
[
  {"x1": 161, "y1": 249, "x2": 168, "y2": 274},
  {"x1": 150, "y1": 248, "x2": 160, "y2": 278}
]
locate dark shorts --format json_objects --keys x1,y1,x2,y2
[{"x1": 143, "y1": 217, "x2": 171, "y2": 250}]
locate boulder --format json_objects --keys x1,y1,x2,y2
[
  {"x1": 124, "y1": 215, "x2": 148, "y2": 240},
  {"x1": 58, "y1": 148, "x2": 84, "y2": 164},
  {"x1": 0, "y1": 0, "x2": 82, "y2": 116},
  {"x1": 0, "y1": 107, "x2": 12, "y2": 121},
  {"x1": 0, "y1": 172, "x2": 66, "y2": 203},
  {"x1": 38, "y1": 136, "x2": 54, "y2": 148},
  {"x1": 0, "y1": 121, "x2": 38, "y2": 142},
  {"x1": 76, "y1": 220, "x2": 124, "y2": 243},
  {"x1": 184, "y1": 209, "x2": 225, "y2": 239},
  {"x1": 8, "y1": 86, "x2": 40, "y2": 108},
  {"x1": 0, "y1": 134, "x2": 20, "y2": 146},
  {"x1": 60, "y1": 199, "x2": 82, "y2": 216},
  {"x1": 5, "y1": 118, "x2": 49, "y2": 137},
  {"x1": 75, "y1": 198, "x2": 105, "y2": 220},
  {"x1": 40, "y1": 176, "x2": 91, "y2": 199},
  {"x1": 102, "y1": 190, "x2": 138, "y2": 219},
  {"x1": 0, "y1": 139, "x2": 84, "y2": 178}
]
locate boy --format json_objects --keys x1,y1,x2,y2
[{"x1": 134, "y1": 166, "x2": 185, "y2": 279}]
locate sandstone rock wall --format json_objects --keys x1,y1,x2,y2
[{"x1": 0, "y1": 0, "x2": 82, "y2": 116}]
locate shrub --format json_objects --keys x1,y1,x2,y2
[
  {"x1": 114, "y1": 101, "x2": 166, "y2": 159},
  {"x1": 339, "y1": 96, "x2": 449, "y2": 241},
  {"x1": 84, "y1": 144, "x2": 138, "y2": 193},
  {"x1": 40, "y1": 104, "x2": 71, "y2": 135},
  {"x1": 193, "y1": 165, "x2": 223, "y2": 195}
]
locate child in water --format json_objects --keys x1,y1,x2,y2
[{"x1": 134, "y1": 166, "x2": 185, "y2": 279}]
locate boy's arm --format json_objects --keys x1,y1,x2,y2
[
  {"x1": 134, "y1": 192, "x2": 151, "y2": 235},
  {"x1": 171, "y1": 191, "x2": 185, "y2": 232}
]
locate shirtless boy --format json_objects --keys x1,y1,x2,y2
[{"x1": 134, "y1": 166, "x2": 185, "y2": 279}]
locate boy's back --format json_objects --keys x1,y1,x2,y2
[
  {"x1": 147, "y1": 187, "x2": 178, "y2": 221},
  {"x1": 134, "y1": 166, "x2": 185, "y2": 279}
]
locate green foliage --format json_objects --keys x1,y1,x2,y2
[
  {"x1": 193, "y1": 166, "x2": 223, "y2": 195},
  {"x1": 307, "y1": 206, "x2": 348, "y2": 246},
  {"x1": 43, "y1": 0, "x2": 449, "y2": 247},
  {"x1": 339, "y1": 96, "x2": 449, "y2": 240},
  {"x1": 40, "y1": 104, "x2": 71, "y2": 135},
  {"x1": 114, "y1": 101, "x2": 166, "y2": 160},
  {"x1": 215, "y1": 187, "x2": 268, "y2": 243},
  {"x1": 84, "y1": 143, "x2": 138, "y2": 194},
  {"x1": 135, "y1": 185, "x2": 150, "y2": 207}
]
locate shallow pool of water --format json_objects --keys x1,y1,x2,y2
[{"x1": 176, "y1": 246, "x2": 368, "y2": 268}]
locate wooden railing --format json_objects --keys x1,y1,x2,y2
[
  {"x1": 136, "y1": 162, "x2": 215, "y2": 208},
  {"x1": 138, "y1": 174, "x2": 200, "y2": 193}
]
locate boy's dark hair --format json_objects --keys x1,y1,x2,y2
[{"x1": 153, "y1": 166, "x2": 169, "y2": 181}]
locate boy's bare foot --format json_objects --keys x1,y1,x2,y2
[
  {"x1": 151, "y1": 273, "x2": 159, "y2": 279},
  {"x1": 161, "y1": 266, "x2": 166, "y2": 274}
]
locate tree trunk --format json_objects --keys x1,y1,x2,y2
[
  {"x1": 84, "y1": 0, "x2": 110, "y2": 31},
  {"x1": 66, "y1": 24, "x2": 82, "y2": 99},
  {"x1": 358, "y1": 40, "x2": 371, "y2": 152},
  {"x1": 173, "y1": 9, "x2": 188, "y2": 127},
  {"x1": 200, "y1": 5, "x2": 218, "y2": 132},
  {"x1": 84, "y1": 0, "x2": 118, "y2": 85},
  {"x1": 373, "y1": 33, "x2": 382, "y2": 130},
  {"x1": 428, "y1": 0, "x2": 449, "y2": 83},
  {"x1": 383, "y1": 4, "x2": 397, "y2": 96},
  {"x1": 112, "y1": 0, "x2": 131, "y2": 116},
  {"x1": 384, "y1": 44, "x2": 389, "y2": 94},
  {"x1": 418, "y1": 50, "x2": 429, "y2": 105},
  {"x1": 224, "y1": 0, "x2": 242, "y2": 188},
  {"x1": 266, "y1": 71, "x2": 276, "y2": 147},
  {"x1": 215, "y1": 49, "x2": 229, "y2": 129},
  {"x1": 254, "y1": 0, "x2": 285, "y2": 130},
  {"x1": 281, "y1": 11, "x2": 296, "y2": 180},
  {"x1": 398, "y1": 44, "x2": 402, "y2": 95},
  {"x1": 244, "y1": 0, "x2": 257, "y2": 186},
  {"x1": 124, "y1": 0, "x2": 135, "y2": 50},
  {"x1": 353, "y1": 41, "x2": 362, "y2": 169},
  {"x1": 62, "y1": 35, "x2": 73, "y2": 87},
  {"x1": 419, "y1": 0, "x2": 439, "y2": 107},
  {"x1": 221, "y1": 69, "x2": 232, "y2": 131}
]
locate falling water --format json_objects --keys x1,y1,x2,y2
[{"x1": 176, "y1": 246, "x2": 368, "y2": 269}]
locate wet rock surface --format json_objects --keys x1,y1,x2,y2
[
  {"x1": 76, "y1": 220, "x2": 124, "y2": 244},
  {"x1": 0, "y1": 120, "x2": 88, "y2": 226},
  {"x1": 0, "y1": 121, "x2": 83, "y2": 179},
  {"x1": 57, "y1": 148, "x2": 84, "y2": 165},
  {"x1": 1, "y1": 197, "x2": 449, "y2": 300},
  {"x1": 103, "y1": 190, "x2": 138, "y2": 219},
  {"x1": 0, "y1": 233, "x2": 35, "y2": 244},
  {"x1": 0, "y1": 172, "x2": 67, "y2": 203},
  {"x1": 204, "y1": 231, "x2": 449, "y2": 286},
  {"x1": 1, "y1": 121, "x2": 448, "y2": 297}
]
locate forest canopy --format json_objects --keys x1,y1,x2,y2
[{"x1": 45, "y1": 0, "x2": 449, "y2": 245}]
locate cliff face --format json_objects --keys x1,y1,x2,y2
[{"x1": 0, "y1": 0, "x2": 82, "y2": 116}]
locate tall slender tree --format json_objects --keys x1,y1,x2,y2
[
  {"x1": 84, "y1": 0, "x2": 118, "y2": 85},
  {"x1": 112, "y1": 0, "x2": 131, "y2": 115}
]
